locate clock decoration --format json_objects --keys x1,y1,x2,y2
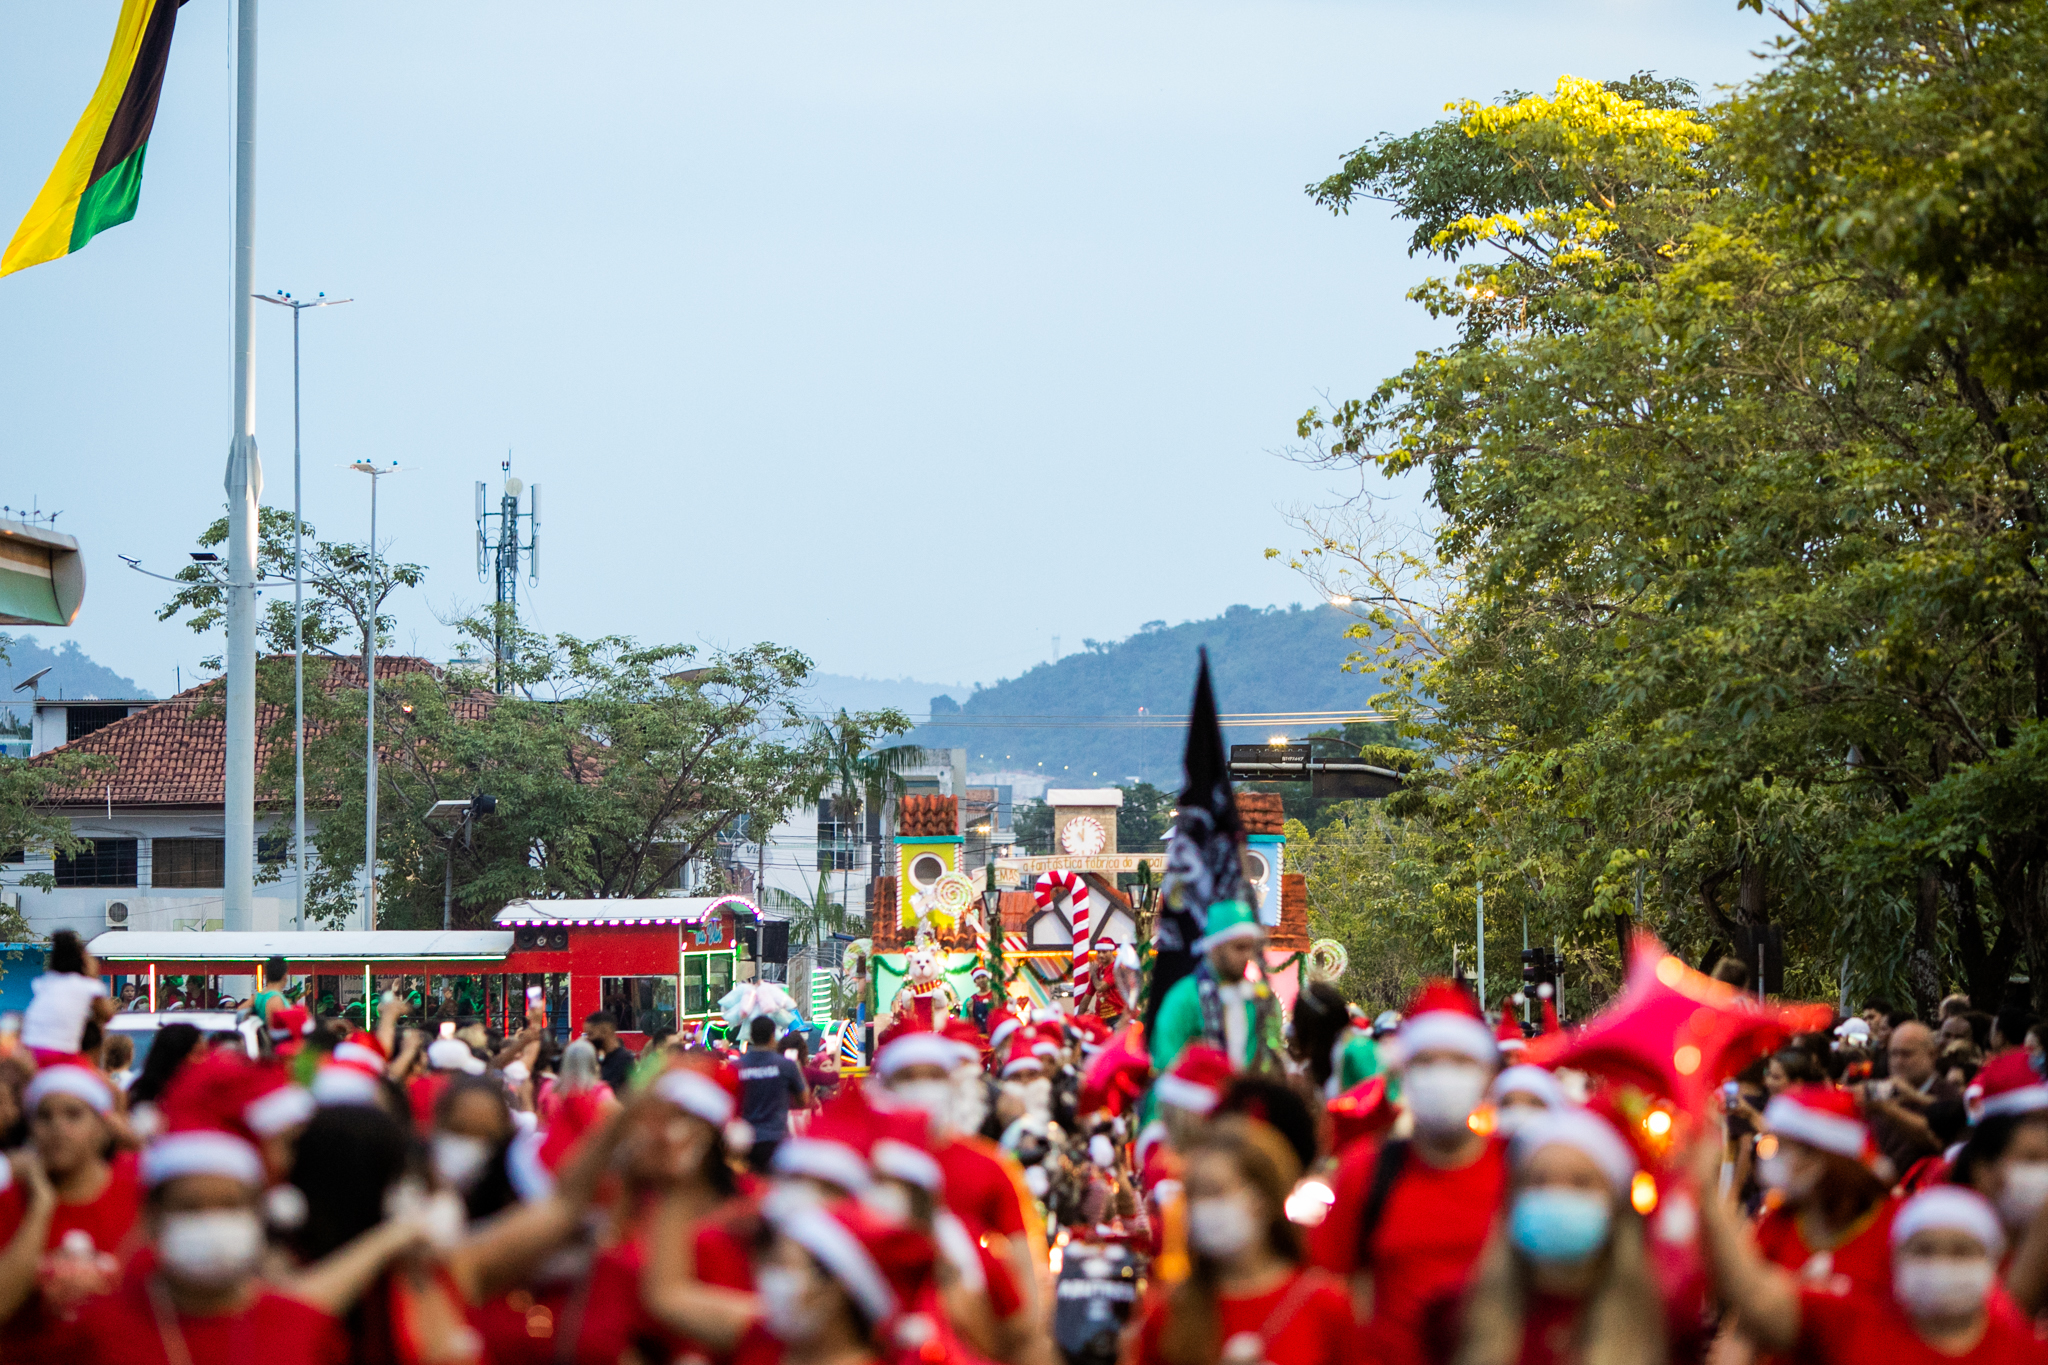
[{"x1": 1060, "y1": 815, "x2": 1107, "y2": 856}]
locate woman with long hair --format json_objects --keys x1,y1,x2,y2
[
  {"x1": 1452, "y1": 1107, "x2": 1669, "y2": 1365},
  {"x1": 1125, "y1": 1115, "x2": 1352, "y2": 1365},
  {"x1": 1746, "y1": 1087, "x2": 1894, "y2": 1295}
]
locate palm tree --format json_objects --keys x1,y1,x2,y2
[
  {"x1": 769, "y1": 870, "x2": 856, "y2": 1019},
  {"x1": 807, "y1": 711, "x2": 926, "y2": 899}
]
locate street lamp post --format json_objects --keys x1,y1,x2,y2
[
  {"x1": 256, "y1": 290, "x2": 350, "y2": 930},
  {"x1": 350, "y1": 460, "x2": 399, "y2": 930}
]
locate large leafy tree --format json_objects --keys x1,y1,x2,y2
[
  {"x1": 1284, "y1": 0, "x2": 2048, "y2": 1015},
  {"x1": 271, "y1": 614, "x2": 911, "y2": 929}
]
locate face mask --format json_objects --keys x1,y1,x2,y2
[
  {"x1": 1509, "y1": 1188, "x2": 1612, "y2": 1265},
  {"x1": 1893, "y1": 1257, "x2": 1994, "y2": 1320},
  {"x1": 1187, "y1": 1195, "x2": 1258, "y2": 1258},
  {"x1": 157, "y1": 1210, "x2": 264, "y2": 1288},
  {"x1": 1756, "y1": 1152, "x2": 1817, "y2": 1201},
  {"x1": 1404, "y1": 1063, "x2": 1488, "y2": 1134},
  {"x1": 1999, "y1": 1161, "x2": 2048, "y2": 1229},
  {"x1": 758, "y1": 1266, "x2": 826, "y2": 1342},
  {"x1": 1006, "y1": 1078, "x2": 1052, "y2": 1120},
  {"x1": 890, "y1": 1080, "x2": 954, "y2": 1129},
  {"x1": 433, "y1": 1134, "x2": 494, "y2": 1193},
  {"x1": 1491, "y1": 1105, "x2": 1546, "y2": 1138},
  {"x1": 952, "y1": 1072, "x2": 988, "y2": 1135}
]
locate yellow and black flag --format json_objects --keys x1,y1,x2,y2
[{"x1": 2, "y1": 0, "x2": 187, "y2": 278}]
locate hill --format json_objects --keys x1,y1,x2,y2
[
  {"x1": 0, "y1": 634, "x2": 153, "y2": 729},
  {"x1": 909, "y1": 604, "x2": 1380, "y2": 785}
]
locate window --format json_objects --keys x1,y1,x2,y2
[
  {"x1": 153, "y1": 838, "x2": 225, "y2": 888},
  {"x1": 54, "y1": 838, "x2": 137, "y2": 887},
  {"x1": 681, "y1": 953, "x2": 734, "y2": 1017},
  {"x1": 816, "y1": 800, "x2": 858, "y2": 871},
  {"x1": 258, "y1": 827, "x2": 290, "y2": 866},
  {"x1": 66, "y1": 706, "x2": 129, "y2": 743},
  {"x1": 599, "y1": 976, "x2": 677, "y2": 1034}
]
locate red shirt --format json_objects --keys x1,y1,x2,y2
[
  {"x1": 0, "y1": 1152, "x2": 145, "y2": 1362},
  {"x1": 73, "y1": 1277, "x2": 349, "y2": 1365},
  {"x1": 937, "y1": 1137, "x2": 1036, "y2": 1241},
  {"x1": 1754, "y1": 1199, "x2": 1895, "y2": 1294},
  {"x1": 567, "y1": 1208, "x2": 757, "y2": 1365},
  {"x1": 1128, "y1": 1268, "x2": 1355, "y2": 1365},
  {"x1": 1795, "y1": 1282, "x2": 2048, "y2": 1365},
  {"x1": 1309, "y1": 1137, "x2": 1508, "y2": 1365}
]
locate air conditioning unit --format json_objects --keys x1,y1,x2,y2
[{"x1": 104, "y1": 898, "x2": 132, "y2": 930}]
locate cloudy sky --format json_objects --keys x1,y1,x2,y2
[{"x1": 0, "y1": 1, "x2": 1773, "y2": 700}]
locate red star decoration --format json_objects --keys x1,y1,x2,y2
[{"x1": 1522, "y1": 933, "x2": 1833, "y2": 1119}]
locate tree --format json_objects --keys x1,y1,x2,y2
[
  {"x1": 157, "y1": 506, "x2": 425, "y2": 674},
  {"x1": 1280, "y1": 2, "x2": 2048, "y2": 1015},
  {"x1": 271, "y1": 613, "x2": 912, "y2": 929},
  {"x1": 0, "y1": 639, "x2": 108, "y2": 921},
  {"x1": 769, "y1": 869, "x2": 854, "y2": 951},
  {"x1": 1115, "y1": 782, "x2": 1175, "y2": 850}
]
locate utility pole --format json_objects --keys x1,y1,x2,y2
[
  {"x1": 222, "y1": 0, "x2": 260, "y2": 932},
  {"x1": 255, "y1": 289, "x2": 350, "y2": 930},
  {"x1": 350, "y1": 461, "x2": 399, "y2": 929},
  {"x1": 475, "y1": 459, "x2": 539, "y2": 694}
]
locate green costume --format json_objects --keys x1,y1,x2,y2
[{"x1": 1147, "y1": 900, "x2": 1280, "y2": 1077}]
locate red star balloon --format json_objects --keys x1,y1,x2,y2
[
  {"x1": 1522, "y1": 933, "x2": 1834, "y2": 1119},
  {"x1": 1078, "y1": 1020, "x2": 1152, "y2": 1117}
]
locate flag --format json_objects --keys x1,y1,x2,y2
[
  {"x1": 3, "y1": 0, "x2": 187, "y2": 278},
  {"x1": 1145, "y1": 649, "x2": 1247, "y2": 1036}
]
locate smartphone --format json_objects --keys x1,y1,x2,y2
[
  {"x1": 526, "y1": 985, "x2": 545, "y2": 1006},
  {"x1": 439, "y1": 1021, "x2": 457, "y2": 1040},
  {"x1": 1722, "y1": 1080, "x2": 1740, "y2": 1106}
]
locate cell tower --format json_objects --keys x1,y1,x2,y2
[{"x1": 476, "y1": 457, "x2": 539, "y2": 694}]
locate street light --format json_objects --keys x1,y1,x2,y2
[
  {"x1": 425, "y1": 793, "x2": 498, "y2": 930},
  {"x1": 351, "y1": 459, "x2": 400, "y2": 930},
  {"x1": 256, "y1": 288, "x2": 352, "y2": 930}
]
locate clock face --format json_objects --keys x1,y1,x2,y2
[{"x1": 1060, "y1": 815, "x2": 1107, "y2": 856}]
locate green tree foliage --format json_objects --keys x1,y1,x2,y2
[
  {"x1": 1285, "y1": 2, "x2": 2048, "y2": 1016},
  {"x1": 157, "y1": 507, "x2": 425, "y2": 673},
  {"x1": 269, "y1": 613, "x2": 910, "y2": 930}
]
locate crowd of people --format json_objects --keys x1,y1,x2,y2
[{"x1": 5, "y1": 908, "x2": 2048, "y2": 1365}]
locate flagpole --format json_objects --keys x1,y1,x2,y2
[{"x1": 222, "y1": 0, "x2": 260, "y2": 930}]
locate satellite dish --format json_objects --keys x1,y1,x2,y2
[
  {"x1": 12, "y1": 667, "x2": 51, "y2": 697},
  {"x1": 503, "y1": 477, "x2": 523, "y2": 498}
]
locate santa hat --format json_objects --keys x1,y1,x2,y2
[
  {"x1": 862, "y1": 1099, "x2": 946, "y2": 1194},
  {"x1": 988, "y1": 1006, "x2": 1028, "y2": 1055},
  {"x1": 1965, "y1": 1052, "x2": 2048, "y2": 1123},
  {"x1": 160, "y1": 1053, "x2": 314, "y2": 1146},
  {"x1": 1510, "y1": 1106, "x2": 1639, "y2": 1196},
  {"x1": 1078, "y1": 1023, "x2": 1152, "y2": 1117},
  {"x1": 269, "y1": 1005, "x2": 313, "y2": 1058},
  {"x1": 1495, "y1": 1001, "x2": 1527, "y2": 1055},
  {"x1": 1764, "y1": 1086, "x2": 1874, "y2": 1164},
  {"x1": 875, "y1": 1028, "x2": 973, "y2": 1080},
  {"x1": 427, "y1": 1037, "x2": 486, "y2": 1076},
  {"x1": 1327, "y1": 1075, "x2": 1398, "y2": 1154},
  {"x1": 998, "y1": 1036, "x2": 1047, "y2": 1079},
  {"x1": 773, "y1": 1093, "x2": 876, "y2": 1193},
  {"x1": 652, "y1": 1065, "x2": 740, "y2": 1128},
  {"x1": 1028, "y1": 1023, "x2": 1064, "y2": 1060},
  {"x1": 1491, "y1": 1064, "x2": 1566, "y2": 1110},
  {"x1": 1388, "y1": 980, "x2": 1497, "y2": 1068},
  {"x1": 1893, "y1": 1186, "x2": 2005, "y2": 1258},
  {"x1": 1154, "y1": 1044, "x2": 1230, "y2": 1115},
  {"x1": 23, "y1": 1062, "x2": 114, "y2": 1115},
  {"x1": 141, "y1": 1056, "x2": 269, "y2": 1188},
  {"x1": 763, "y1": 1191, "x2": 935, "y2": 1334},
  {"x1": 1192, "y1": 897, "x2": 1264, "y2": 954},
  {"x1": 237, "y1": 1062, "x2": 316, "y2": 1138},
  {"x1": 940, "y1": 1016, "x2": 986, "y2": 1059},
  {"x1": 312, "y1": 1031, "x2": 388, "y2": 1107},
  {"x1": 537, "y1": 1089, "x2": 604, "y2": 1174},
  {"x1": 1067, "y1": 1014, "x2": 1111, "y2": 1050}
]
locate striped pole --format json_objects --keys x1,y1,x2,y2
[{"x1": 1033, "y1": 870, "x2": 1092, "y2": 1007}]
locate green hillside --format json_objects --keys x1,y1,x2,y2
[{"x1": 910, "y1": 604, "x2": 1381, "y2": 784}]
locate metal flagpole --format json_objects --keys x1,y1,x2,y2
[
  {"x1": 1475, "y1": 879, "x2": 1485, "y2": 1008},
  {"x1": 351, "y1": 461, "x2": 398, "y2": 929},
  {"x1": 222, "y1": 0, "x2": 260, "y2": 931}
]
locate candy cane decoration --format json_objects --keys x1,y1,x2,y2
[{"x1": 1035, "y1": 869, "x2": 1093, "y2": 1004}]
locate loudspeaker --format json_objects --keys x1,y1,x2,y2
[
  {"x1": 761, "y1": 921, "x2": 790, "y2": 965},
  {"x1": 514, "y1": 926, "x2": 570, "y2": 952}
]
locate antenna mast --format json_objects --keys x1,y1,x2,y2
[{"x1": 475, "y1": 454, "x2": 539, "y2": 694}]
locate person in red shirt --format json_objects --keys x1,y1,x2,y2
[
  {"x1": 1701, "y1": 1179, "x2": 2048, "y2": 1364},
  {"x1": 0, "y1": 1062, "x2": 140, "y2": 1363},
  {"x1": 1124, "y1": 1114, "x2": 1353, "y2": 1365},
  {"x1": 1749, "y1": 1086, "x2": 1896, "y2": 1293},
  {"x1": 1450, "y1": 1106, "x2": 1675, "y2": 1365},
  {"x1": 1309, "y1": 981, "x2": 1504, "y2": 1365},
  {"x1": 73, "y1": 1120, "x2": 362, "y2": 1365}
]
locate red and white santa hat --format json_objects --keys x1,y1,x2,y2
[
  {"x1": 987, "y1": 1005, "x2": 1028, "y2": 1055},
  {"x1": 998, "y1": 1036, "x2": 1048, "y2": 1079},
  {"x1": 1490, "y1": 1063, "x2": 1566, "y2": 1110},
  {"x1": 1494, "y1": 1001, "x2": 1527, "y2": 1055},
  {"x1": 875, "y1": 1027, "x2": 973, "y2": 1080},
  {"x1": 23, "y1": 1061, "x2": 115, "y2": 1116},
  {"x1": 1893, "y1": 1185, "x2": 2005, "y2": 1258},
  {"x1": 1509, "y1": 1105, "x2": 1639, "y2": 1195},
  {"x1": 1965, "y1": 1051, "x2": 2048, "y2": 1123},
  {"x1": 1153, "y1": 1043, "x2": 1231, "y2": 1116},
  {"x1": 773, "y1": 1095, "x2": 876, "y2": 1193},
  {"x1": 312, "y1": 1030, "x2": 388, "y2": 1106},
  {"x1": 1387, "y1": 980, "x2": 1497, "y2": 1069},
  {"x1": 652, "y1": 1064, "x2": 740, "y2": 1128},
  {"x1": 1763, "y1": 1085, "x2": 1874, "y2": 1165},
  {"x1": 140, "y1": 1057, "x2": 268, "y2": 1188},
  {"x1": 763, "y1": 1189, "x2": 935, "y2": 1333}
]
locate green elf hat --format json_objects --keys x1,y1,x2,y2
[{"x1": 1193, "y1": 897, "x2": 1265, "y2": 953}]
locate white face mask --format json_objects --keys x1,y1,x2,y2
[
  {"x1": 1756, "y1": 1151, "x2": 1818, "y2": 1201},
  {"x1": 1999, "y1": 1160, "x2": 2048, "y2": 1229},
  {"x1": 758, "y1": 1266, "x2": 826, "y2": 1342},
  {"x1": 157, "y1": 1209, "x2": 264, "y2": 1288},
  {"x1": 1005, "y1": 1077, "x2": 1053, "y2": 1120},
  {"x1": 889, "y1": 1080, "x2": 955, "y2": 1130},
  {"x1": 1491, "y1": 1104, "x2": 1547, "y2": 1137},
  {"x1": 1893, "y1": 1256, "x2": 1994, "y2": 1320},
  {"x1": 1187, "y1": 1194, "x2": 1259, "y2": 1257},
  {"x1": 1404, "y1": 1063, "x2": 1489, "y2": 1134},
  {"x1": 952, "y1": 1071, "x2": 988, "y2": 1135},
  {"x1": 433, "y1": 1134, "x2": 494, "y2": 1193}
]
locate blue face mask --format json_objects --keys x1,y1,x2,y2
[{"x1": 1509, "y1": 1187, "x2": 1612, "y2": 1265}]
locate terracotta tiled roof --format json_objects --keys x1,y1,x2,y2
[
  {"x1": 1238, "y1": 791, "x2": 1286, "y2": 835},
  {"x1": 33, "y1": 656, "x2": 479, "y2": 809}
]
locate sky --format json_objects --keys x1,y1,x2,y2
[{"x1": 0, "y1": 1, "x2": 1776, "y2": 702}]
